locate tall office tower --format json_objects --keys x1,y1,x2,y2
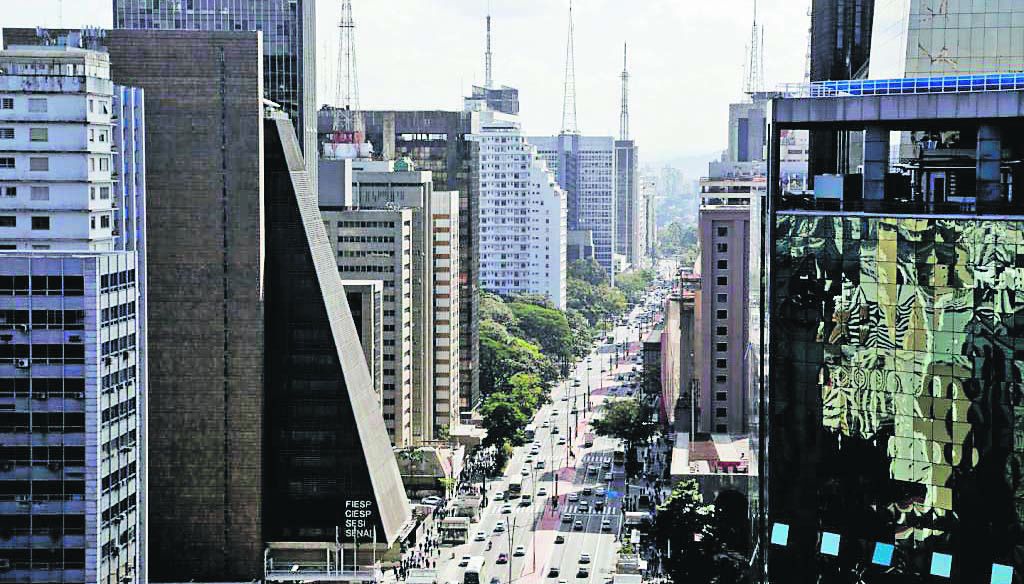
[
  {"x1": 263, "y1": 112, "x2": 410, "y2": 565},
  {"x1": 472, "y1": 113, "x2": 568, "y2": 310},
  {"x1": 727, "y1": 98, "x2": 769, "y2": 164},
  {"x1": 759, "y1": 75, "x2": 1024, "y2": 583},
  {"x1": 530, "y1": 134, "x2": 617, "y2": 284},
  {"x1": 614, "y1": 140, "x2": 640, "y2": 268},
  {"x1": 323, "y1": 208, "x2": 415, "y2": 446},
  {"x1": 638, "y1": 173, "x2": 655, "y2": 260},
  {"x1": 348, "y1": 160, "x2": 434, "y2": 444},
  {"x1": 0, "y1": 44, "x2": 147, "y2": 584},
  {"x1": 320, "y1": 109, "x2": 483, "y2": 415},
  {"x1": 111, "y1": 0, "x2": 319, "y2": 193},
  {"x1": 431, "y1": 190, "x2": 460, "y2": 435},
  {"x1": 695, "y1": 186, "x2": 754, "y2": 436},
  {"x1": 344, "y1": 280, "x2": 384, "y2": 402}
]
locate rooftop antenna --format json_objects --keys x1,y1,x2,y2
[
  {"x1": 485, "y1": 1, "x2": 494, "y2": 88},
  {"x1": 744, "y1": 0, "x2": 764, "y2": 95},
  {"x1": 803, "y1": 3, "x2": 811, "y2": 83},
  {"x1": 331, "y1": 0, "x2": 364, "y2": 142},
  {"x1": 619, "y1": 43, "x2": 630, "y2": 141},
  {"x1": 561, "y1": 0, "x2": 579, "y2": 135}
]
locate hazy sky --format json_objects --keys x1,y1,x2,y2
[{"x1": 7, "y1": 0, "x2": 809, "y2": 164}]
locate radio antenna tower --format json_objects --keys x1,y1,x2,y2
[
  {"x1": 332, "y1": 0, "x2": 364, "y2": 142},
  {"x1": 619, "y1": 43, "x2": 630, "y2": 140},
  {"x1": 561, "y1": 0, "x2": 579, "y2": 135},
  {"x1": 485, "y1": 2, "x2": 494, "y2": 88},
  {"x1": 744, "y1": 0, "x2": 764, "y2": 95}
]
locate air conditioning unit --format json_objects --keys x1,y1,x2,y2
[
  {"x1": 14, "y1": 359, "x2": 29, "y2": 369},
  {"x1": 13, "y1": 324, "x2": 27, "y2": 332},
  {"x1": 31, "y1": 392, "x2": 47, "y2": 400}
]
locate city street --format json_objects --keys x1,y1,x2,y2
[{"x1": 438, "y1": 291, "x2": 670, "y2": 584}]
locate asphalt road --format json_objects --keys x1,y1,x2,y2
[{"x1": 438, "y1": 284, "x2": 673, "y2": 584}]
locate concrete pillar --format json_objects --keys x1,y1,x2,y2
[
  {"x1": 977, "y1": 124, "x2": 1003, "y2": 204},
  {"x1": 862, "y1": 126, "x2": 889, "y2": 202}
]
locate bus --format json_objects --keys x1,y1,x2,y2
[
  {"x1": 464, "y1": 556, "x2": 487, "y2": 584},
  {"x1": 613, "y1": 449, "x2": 625, "y2": 464},
  {"x1": 524, "y1": 424, "x2": 536, "y2": 441},
  {"x1": 507, "y1": 479, "x2": 522, "y2": 498},
  {"x1": 583, "y1": 432, "x2": 594, "y2": 448}
]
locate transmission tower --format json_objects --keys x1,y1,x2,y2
[
  {"x1": 485, "y1": 5, "x2": 494, "y2": 88},
  {"x1": 744, "y1": 0, "x2": 764, "y2": 95},
  {"x1": 332, "y1": 0, "x2": 364, "y2": 142},
  {"x1": 619, "y1": 43, "x2": 630, "y2": 141},
  {"x1": 561, "y1": 0, "x2": 579, "y2": 135}
]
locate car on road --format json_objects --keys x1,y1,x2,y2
[
  {"x1": 579, "y1": 554, "x2": 591, "y2": 564},
  {"x1": 525, "y1": 455, "x2": 534, "y2": 464},
  {"x1": 474, "y1": 531, "x2": 486, "y2": 541},
  {"x1": 551, "y1": 426, "x2": 560, "y2": 434},
  {"x1": 555, "y1": 535, "x2": 566, "y2": 544},
  {"x1": 601, "y1": 519, "x2": 612, "y2": 532},
  {"x1": 573, "y1": 379, "x2": 581, "y2": 386},
  {"x1": 601, "y1": 461, "x2": 611, "y2": 470},
  {"x1": 494, "y1": 491, "x2": 505, "y2": 501},
  {"x1": 520, "y1": 467, "x2": 530, "y2": 476},
  {"x1": 501, "y1": 504, "x2": 512, "y2": 514},
  {"x1": 560, "y1": 395, "x2": 568, "y2": 401},
  {"x1": 576, "y1": 568, "x2": 590, "y2": 578},
  {"x1": 421, "y1": 495, "x2": 443, "y2": 506},
  {"x1": 567, "y1": 492, "x2": 578, "y2": 502},
  {"x1": 514, "y1": 545, "x2": 526, "y2": 557},
  {"x1": 561, "y1": 513, "x2": 573, "y2": 523},
  {"x1": 557, "y1": 437, "x2": 566, "y2": 445},
  {"x1": 604, "y1": 473, "x2": 613, "y2": 481},
  {"x1": 582, "y1": 487, "x2": 592, "y2": 496},
  {"x1": 520, "y1": 494, "x2": 532, "y2": 506},
  {"x1": 595, "y1": 500, "x2": 605, "y2": 511},
  {"x1": 595, "y1": 487, "x2": 606, "y2": 496},
  {"x1": 496, "y1": 553, "x2": 508, "y2": 564},
  {"x1": 578, "y1": 500, "x2": 589, "y2": 511},
  {"x1": 541, "y1": 420, "x2": 550, "y2": 428},
  {"x1": 535, "y1": 461, "x2": 545, "y2": 469},
  {"x1": 494, "y1": 522, "x2": 506, "y2": 534},
  {"x1": 490, "y1": 578, "x2": 501, "y2": 584},
  {"x1": 573, "y1": 520, "x2": 584, "y2": 531},
  {"x1": 547, "y1": 567, "x2": 560, "y2": 578},
  {"x1": 537, "y1": 487, "x2": 547, "y2": 497},
  {"x1": 458, "y1": 555, "x2": 472, "y2": 567},
  {"x1": 552, "y1": 410, "x2": 560, "y2": 416}
]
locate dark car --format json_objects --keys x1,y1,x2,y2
[
  {"x1": 497, "y1": 553, "x2": 508, "y2": 564},
  {"x1": 555, "y1": 535, "x2": 566, "y2": 544},
  {"x1": 548, "y1": 567, "x2": 561, "y2": 578},
  {"x1": 577, "y1": 568, "x2": 590, "y2": 578}
]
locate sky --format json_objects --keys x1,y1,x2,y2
[{"x1": 6, "y1": 0, "x2": 810, "y2": 166}]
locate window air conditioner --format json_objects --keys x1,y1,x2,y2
[{"x1": 14, "y1": 359, "x2": 29, "y2": 369}]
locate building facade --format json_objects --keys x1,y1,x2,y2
[
  {"x1": 343, "y1": 280, "x2": 384, "y2": 403},
  {"x1": 0, "y1": 44, "x2": 147, "y2": 584},
  {"x1": 473, "y1": 114, "x2": 568, "y2": 309},
  {"x1": 530, "y1": 134, "x2": 617, "y2": 284},
  {"x1": 615, "y1": 139, "x2": 641, "y2": 268},
  {"x1": 112, "y1": 0, "x2": 318, "y2": 192},
  {"x1": 431, "y1": 190, "x2": 460, "y2": 436},
  {"x1": 323, "y1": 209, "x2": 414, "y2": 447}
]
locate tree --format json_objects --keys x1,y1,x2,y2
[
  {"x1": 480, "y1": 291, "x2": 517, "y2": 327},
  {"x1": 479, "y1": 319, "x2": 558, "y2": 397},
  {"x1": 591, "y1": 399, "x2": 658, "y2": 446},
  {"x1": 616, "y1": 268, "x2": 657, "y2": 305},
  {"x1": 480, "y1": 392, "x2": 530, "y2": 448},
  {"x1": 510, "y1": 301, "x2": 575, "y2": 369},
  {"x1": 567, "y1": 277, "x2": 627, "y2": 327},
  {"x1": 569, "y1": 258, "x2": 608, "y2": 286}
]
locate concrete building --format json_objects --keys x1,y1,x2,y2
[
  {"x1": 728, "y1": 98, "x2": 768, "y2": 164},
  {"x1": 530, "y1": 134, "x2": 617, "y2": 283},
  {"x1": 320, "y1": 109, "x2": 483, "y2": 417},
  {"x1": 112, "y1": 0, "x2": 319, "y2": 192},
  {"x1": 323, "y1": 208, "x2": 414, "y2": 447},
  {"x1": 0, "y1": 44, "x2": 146, "y2": 584},
  {"x1": 640, "y1": 173, "x2": 656, "y2": 261},
  {"x1": 615, "y1": 140, "x2": 641, "y2": 268},
  {"x1": 759, "y1": 73, "x2": 1024, "y2": 583},
  {"x1": 344, "y1": 280, "x2": 384, "y2": 402},
  {"x1": 464, "y1": 85, "x2": 519, "y2": 116},
  {"x1": 567, "y1": 229, "x2": 595, "y2": 263},
  {"x1": 431, "y1": 190, "x2": 460, "y2": 436},
  {"x1": 472, "y1": 113, "x2": 568, "y2": 309}
]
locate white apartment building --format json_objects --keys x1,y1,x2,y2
[
  {"x1": 529, "y1": 134, "x2": 616, "y2": 284},
  {"x1": 473, "y1": 113, "x2": 567, "y2": 309},
  {"x1": 323, "y1": 209, "x2": 415, "y2": 447},
  {"x1": 431, "y1": 190, "x2": 460, "y2": 435}
]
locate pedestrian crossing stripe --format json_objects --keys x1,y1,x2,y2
[{"x1": 564, "y1": 504, "x2": 619, "y2": 516}]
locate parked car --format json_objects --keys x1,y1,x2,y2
[
  {"x1": 577, "y1": 568, "x2": 590, "y2": 578},
  {"x1": 537, "y1": 487, "x2": 548, "y2": 497},
  {"x1": 421, "y1": 495, "x2": 443, "y2": 506},
  {"x1": 561, "y1": 513, "x2": 573, "y2": 523}
]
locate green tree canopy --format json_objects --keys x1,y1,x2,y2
[
  {"x1": 509, "y1": 301, "x2": 575, "y2": 365},
  {"x1": 568, "y1": 258, "x2": 608, "y2": 286},
  {"x1": 480, "y1": 392, "x2": 530, "y2": 448},
  {"x1": 615, "y1": 268, "x2": 657, "y2": 305},
  {"x1": 591, "y1": 399, "x2": 658, "y2": 446}
]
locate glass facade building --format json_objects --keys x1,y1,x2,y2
[{"x1": 112, "y1": 0, "x2": 318, "y2": 191}]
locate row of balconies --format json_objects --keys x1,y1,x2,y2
[{"x1": 0, "y1": 498, "x2": 86, "y2": 516}]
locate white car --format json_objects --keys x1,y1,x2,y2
[
  {"x1": 421, "y1": 495, "x2": 443, "y2": 506},
  {"x1": 567, "y1": 492, "x2": 578, "y2": 502},
  {"x1": 579, "y1": 554, "x2": 591, "y2": 564},
  {"x1": 537, "y1": 487, "x2": 548, "y2": 497},
  {"x1": 557, "y1": 437, "x2": 566, "y2": 445},
  {"x1": 514, "y1": 545, "x2": 526, "y2": 557},
  {"x1": 541, "y1": 421, "x2": 550, "y2": 428},
  {"x1": 458, "y1": 556, "x2": 472, "y2": 567},
  {"x1": 604, "y1": 473, "x2": 613, "y2": 481},
  {"x1": 494, "y1": 491, "x2": 505, "y2": 501},
  {"x1": 521, "y1": 467, "x2": 530, "y2": 476},
  {"x1": 494, "y1": 522, "x2": 505, "y2": 533},
  {"x1": 501, "y1": 504, "x2": 512, "y2": 514},
  {"x1": 474, "y1": 531, "x2": 486, "y2": 542},
  {"x1": 595, "y1": 487, "x2": 606, "y2": 497}
]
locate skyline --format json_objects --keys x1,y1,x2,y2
[{"x1": 6, "y1": 0, "x2": 809, "y2": 165}]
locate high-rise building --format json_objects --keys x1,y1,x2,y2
[
  {"x1": 344, "y1": 280, "x2": 384, "y2": 403},
  {"x1": 759, "y1": 73, "x2": 1024, "y2": 583},
  {"x1": 431, "y1": 190, "x2": 460, "y2": 435},
  {"x1": 112, "y1": 0, "x2": 319, "y2": 192},
  {"x1": 0, "y1": 43, "x2": 147, "y2": 584},
  {"x1": 320, "y1": 109, "x2": 483, "y2": 416},
  {"x1": 322, "y1": 208, "x2": 415, "y2": 447},
  {"x1": 640, "y1": 173, "x2": 656, "y2": 260},
  {"x1": 615, "y1": 139, "x2": 640, "y2": 268},
  {"x1": 530, "y1": 134, "x2": 617, "y2": 283},
  {"x1": 472, "y1": 113, "x2": 568, "y2": 309}
]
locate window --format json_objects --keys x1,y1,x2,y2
[
  {"x1": 29, "y1": 157, "x2": 48, "y2": 172},
  {"x1": 27, "y1": 98, "x2": 47, "y2": 113},
  {"x1": 716, "y1": 342, "x2": 727, "y2": 352},
  {"x1": 100, "y1": 101, "x2": 109, "y2": 114},
  {"x1": 0, "y1": 217, "x2": 15, "y2": 227},
  {"x1": 716, "y1": 358, "x2": 727, "y2": 369},
  {"x1": 31, "y1": 216, "x2": 50, "y2": 230},
  {"x1": 90, "y1": 187, "x2": 96, "y2": 200},
  {"x1": 716, "y1": 276, "x2": 727, "y2": 286},
  {"x1": 715, "y1": 424, "x2": 728, "y2": 433},
  {"x1": 0, "y1": 245, "x2": 15, "y2": 250},
  {"x1": 88, "y1": 99, "x2": 94, "y2": 113},
  {"x1": 89, "y1": 128, "x2": 95, "y2": 143},
  {"x1": 29, "y1": 128, "x2": 47, "y2": 142},
  {"x1": 2, "y1": 187, "x2": 15, "y2": 197},
  {"x1": 716, "y1": 243, "x2": 728, "y2": 253},
  {"x1": 99, "y1": 130, "x2": 107, "y2": 143},
  {"x1": 715, "y1": 374, "x2": 727, "y2": 384},
  {"x1": 100, "y1": 215, "x2": 110, "y2": 228},
  {"x1": 99, "y1": 157, "x2": 109, "y2": 171},
  {"x1": 0, "y1": 158, "x2": 13, "y2": 169},
  {"x1": 716, "y1": 392, "x2": 728, "y2": 401},
  {"x1": 717, "y1": 226, "x2": 728, "y2": 237},
  {"x1": 30, "y1": 186, "x2": 49, "y2": 201},
  {"x1": 717, "y1": 259, "x2": 728, "y2": 270},
  {"x1": 90, "y1": 216, "x2": 96, "y2": 229},
  {"x1": 0, "y1": 98, "x2": 12, "y2": 110},
  {"x1": 99, "y1": 187, "x2": 110, "y2": 200},
  {"x1": 716, "y1": 309, "x2": 728, "y2": 319},
  {"x1": 717, "y1": 293, "x2": 727, "y2": 303},
  {"x1": 0, "y1": 128, "x2": 13, "y2": 140},
  {"x1": 716, "y1": 408, "x2": 727, "y2": 418},
  {"x1": 31, "y1": 244, "x2": 49, "y2": 250}
]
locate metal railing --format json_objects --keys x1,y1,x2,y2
[{"x1": 779, "y1": 71, "x2": 1024, "y2": 98}]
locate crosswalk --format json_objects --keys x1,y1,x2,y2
[{"x1": 563, "y1": 503, "x2": 619, "y2": 516}]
